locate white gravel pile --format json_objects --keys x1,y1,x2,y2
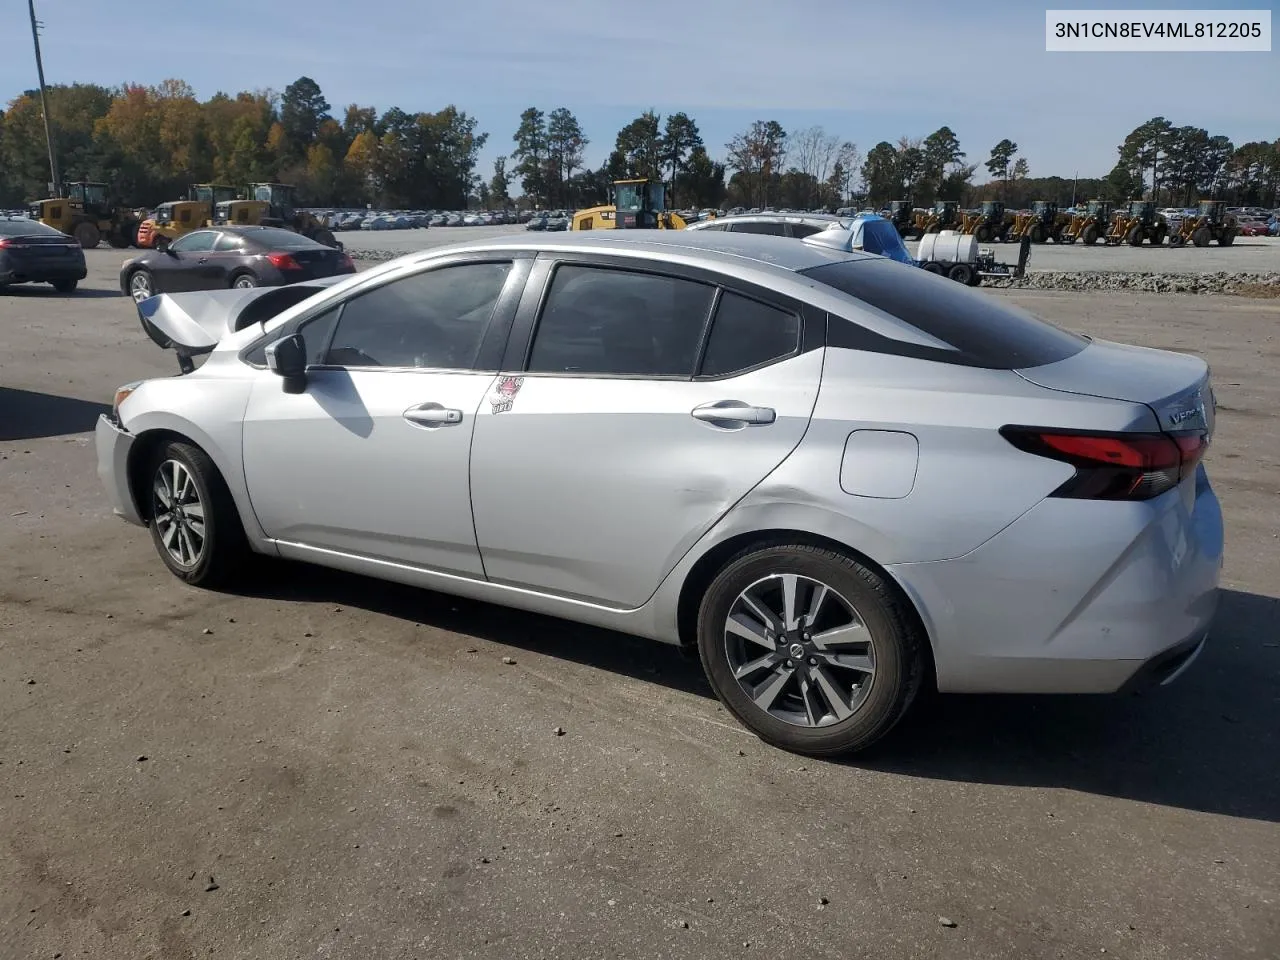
[{"x1": 986, "y1": 271, "x2": 1280, "y2": 295}]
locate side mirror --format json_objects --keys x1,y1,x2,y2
[{"x1": 265, "y1": 333, "x2": 307, "y2": 393}]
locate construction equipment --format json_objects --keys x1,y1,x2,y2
[
  {"x1": 1010, "y1": 201, "x2": 1069, "y2": 243},
  {"x1": 1168, "y1": 200, "x2": 1238, "y2": 247},
  {"x1": 28, "y1": 180, "x2": 140, "y2": 249},
  {"x1": 885, "y1": 200, "x2": 919, "y2": 239},
  {"x1": 913, "y1": 200, "x2": 962, "y2": 236},
  {"x1": 212, "y1": 183, "x2": 339, "y2": 247},
  {"x1": 916, "y1": 230, "x2": 1033, "y2": 286},
  {"x1": 136, "y1": 184, "x2": 240, "y2": 250},
  {"x1": 1060, "y1": 199, "x2": 1113, "y2": 245},
  {"x1": 570, "y1": 179, "x2": 687, "y2": 230},
  {"x1": 964, "y1": 201, "x2": 1014, "y2": 243},
  {"x1": 1105, "y1": 200, "x2": 1167, "y2": 246}
]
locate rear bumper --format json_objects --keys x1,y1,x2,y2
[
  {"x1": 0, "y1": 258, "x2": 88, "y2": 284},
  {"x1": 890, "y1": 465, "x2": 1223, "y2": 694},
  {"x1": 95, "y1": 414, "x2": 144, "y2": 526}
]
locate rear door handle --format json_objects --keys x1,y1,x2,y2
[
  {"x1": 691, "y1": 400, "x2": 776, "y2": 428},
  {"x1": 403, "y1": 402, "x2": 463, "y2": 427}
]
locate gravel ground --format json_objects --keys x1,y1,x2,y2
[
  {"x1": 336, "y1": 224, "x2": 1280, "y2": 277},
  {"x1": 1, "y1": 252, "x2": 1278, "y2": 959}
]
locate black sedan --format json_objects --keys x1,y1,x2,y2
[
  {"x1": 119, "y1": 226, "x2": 355, "y2": 303},
  {"x1": 0, "y1": 217, "x2": 87, "y2": 293}
]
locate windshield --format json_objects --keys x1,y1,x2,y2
[
  {"x1": 614, "y1": 183, "x2": 642, "y2": 212},
  {"x1": 1087, "y1": 201, "x2": 1107, "y2": 215}
]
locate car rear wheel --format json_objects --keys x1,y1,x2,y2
[
  {"x1": 51, "y1": 279, "x2": 78, "y2": 293},
  {"x1": 128, "y1": 269, "x2": 154, "y2": 302},
  {"x1": 146, "y1": 441, "x2": 247, "y2": 587},
  {"x1": 697, "y1": 544, "x2": 925, "y2": 757},
  {"x1": 920, "y1": 261, "x2": 945, "y2": 275},
  {"x1": 231, "y1": 272, "x2": 259, "y2": 289}
]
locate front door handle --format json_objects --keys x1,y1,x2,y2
[
  {"x1": 691, "y1": 400, "x2": 776, "y2": 428},
  {"x1": 403, "y1": 402, "x2": 463, "y2": 427}
]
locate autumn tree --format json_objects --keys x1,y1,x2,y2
[{"x1": 725, "y1": 120, "x2": 787, "y2": 207}]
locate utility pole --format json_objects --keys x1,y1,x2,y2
[
  {"x1": 28, "y1": 0, "x2": 60, "y2": 196},
  {"x1": 1072, "y1": 170, "x2": 1078, "y2": 208}
]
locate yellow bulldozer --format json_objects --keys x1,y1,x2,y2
[
  {"x1": 1168, "y1": 200, "x2": 1238, "y2": 247},
  {"x1": 1009, "y1": 201, "x2": 1071, "y2": 243},
  {"x1": 211, "y1": 183, "x2": 339, "y2": 247},
  {"x1": 28, "y1": 181, "x2": 141, "y2": 249},
  {"x1": 1105, "y1": 200, "x2": 1167, "y2": 246},
  {"x1": 885, "y1": 200, "x2": 920, "y2": 239},
  {"x1": 1060, "y1": 199, "x2": 1114, "y2": 245},
  {"x1": 136, "y1": 184, "x2": 240, "y2": 250},
  {"x1": 571, "y1": 178, "x2": 687, "y2": 231}
]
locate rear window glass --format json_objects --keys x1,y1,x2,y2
[
  {"x1": 0, "y1": 218, "x2": 65, "y2": 238},
  {"x1": 237, "y1": 227, "x2": 325, "y2": 249},
  {"x1": 801, "y1": 258, "x2": 1087, "y2": 369}
]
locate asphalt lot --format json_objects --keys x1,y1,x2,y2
[
  {"x1": 2, "y1": 250, "x2": 1278, "y2": 959},
  {"x1": 338, "y1": 223, "x2": 1280, "y2": 274}
]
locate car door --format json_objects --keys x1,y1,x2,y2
[
  {"x1": 205, "y1": 230, "x2": 248, "y2": 285},
  {"x1": 468, "y1": 256, "x2": 824, "y2": 608},
  {"x1": 241, "y1": 257, "x2": 528, "y2": 575},
  {"x1": 154, "y1": 230, "x2": 218, "y2": 292}
]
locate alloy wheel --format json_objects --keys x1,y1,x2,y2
[
  {"x1": 152, "y1": 459, "x2": 205, "y2": 567},
  {"x1": 129, "y1": 272, "x2": 152, "y2": 302},
  {"x1": 724, "y1": 574, "x2": 876, "y2": 728}
]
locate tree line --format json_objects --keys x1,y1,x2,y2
[{"x1": 1, "y1": 77, "x2": 1276, "y2": 213}]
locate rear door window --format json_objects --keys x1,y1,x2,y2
[
  {"x1": 170, "y1": 231, "x2": 218, "y2": 253},
  {"x1": 526, "y1": 264, "x2": 714, "y2": 377},
  {"x1": 729, "y1": 221, "x2": 787, "y2": 235},
  {"x1": 699, "y1": 292, "x2": 801, "y2": 377},
  {"x1": 801, "y1": 258, "x2": 1087, "y2": 369}
]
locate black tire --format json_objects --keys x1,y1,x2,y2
[
  {"x1": 1218, "y1": 229, "x2": 1235, "y2": 247},
  {"x1": 145, "y1": 440, "x2": 247, "y2": 588},
  {"x1": 1152, "y1": 229, "x2": 1166, "y2": 246},
  {"x1": 1192, "y1": 226, "x2": 1210, "y2": 247},
  {"x1": 1126, "y1": 225, "x2": 1143, "y2": 247},
  {"x1": 74, "y1": 221, "x2": 101, "y2": 249},
  {"x1": 1081, "y1": 224, "x2": 1099, "y2": 245},
  {"x1": 1028, "y1": 224, "x2": 1047, "y2": 244},
  {"x1": 51, "y1": 279, "x2": 78, "y2": 293},
  {"x1": 1168, "y1": 231, "x2": 1185, "y2": 248},
  {"x1": 106, "y1": 232, "x2": 130, "y2": 249},
  {"x1": 921, "y1": 261, "x2": 945, "y2": 275},
  {"x1": 313, "y1": 228, "x2": 337, "y2": 248},
  {"x1": 230, "y1": 271, "x2": 259, "y2": 289},
  {"x1": 946, "y1": 262, "x2": 974, "y2": 285},
  {"x1": 696, "y1": 544, "x2": 925, "y2": 757},
  {"x1": 974, "y1": 225, "x2": 992, "y2": 243}
]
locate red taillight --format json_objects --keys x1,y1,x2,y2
[
  {"x1": 266, "y1": 252, "x2": 301, "y2": 270},
  {"x1": 0, "y1": 237, "x2": 17, "y2": 248},
  {"x1": 1001, "y1": 426, "x2": 1208, "y2": 501}
]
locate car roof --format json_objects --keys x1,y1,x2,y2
[
  {"x1": 452, "y1": 229, "x2": 873, "y2": 273},
  {"x1": 687, "y1": 212, "x2": 850, "y2": 230}
]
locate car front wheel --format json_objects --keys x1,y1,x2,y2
[
  {"x1": 697, "y1": 544, "x2": 925, "y2": 757},
  {"x1": 146, "y1": 441, "x2": 247, "y2": 587},
  {"x1": 128, "y1": 269, "x2": 154, "y2": 302}
]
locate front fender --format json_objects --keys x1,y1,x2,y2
[{"x1": 119, "y1": 383, "x2": 272, "y2": 550}]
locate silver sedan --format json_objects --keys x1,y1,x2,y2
[{"x1": 96, "y1": 231, "x2": 1222, "y2": 756}]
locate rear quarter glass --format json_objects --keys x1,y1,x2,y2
[{"x1": 802, "y1": 258, "x2": 1087, "y2": 369}]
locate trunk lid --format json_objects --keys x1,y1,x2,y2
[
  {"x1": 137, "y1": 277, "x2": 347, "y2": 372},
  {"x1": 287, "y1": 247, "x2": 345, "y2": 279},
  {"x1": 2, "y1": 235, "x2": 82, "y2": 264},
  {"x1": 1015, "y1": 338, "x2": 1214, "y2": 437}
]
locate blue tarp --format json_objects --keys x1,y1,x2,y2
[{"x1": 849, "y1": 214, "x2": 914, "y2": 264}]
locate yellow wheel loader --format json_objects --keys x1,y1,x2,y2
[
  {"x1": 570, "y1": 178, "x2": 687, "y2": 231},
  {"x1": 212, "y1": 183, "x2": 339, "y2": 247},
  {"x1": 28, "y1": 181, "x2": 140, "y2": 249},
  {"x1": 915, "y1": 200, "x2": 962, "y2": 236},
  {"x1": 1168, "y1": 200, "x2": 1238, "y2": 247},
  {"x1": 964, "y1": 200, "x2": 1015, "y2": 243},
  {"x1": 136, "y1": 184, "x2": 240, "y2": 250},
  {"x1": 1010, "y1": 201, "x2": 1070, "y2": 243},
  {"x1": 1060, "y1": 199, "x2": 1114, "y2": 245},
  {"x1": 1105, "y1": 200, "x2": 1167, "y2": 246}
]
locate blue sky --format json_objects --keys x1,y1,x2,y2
[{"x1": 3, "y1": 0, "x2": 1275, "y2": 185}]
